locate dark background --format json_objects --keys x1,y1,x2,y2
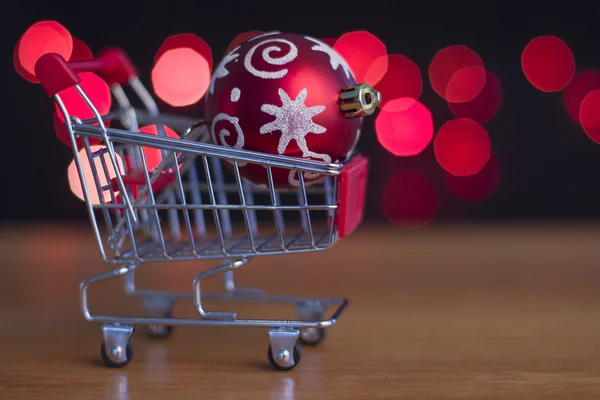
[{"x1": 4, "y1": 1, "x2": 600, "y2": 224}]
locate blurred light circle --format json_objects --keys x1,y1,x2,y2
[
  {"x1": 139, "y1": 124, "x2": 180, "y2": 170},
  {"x1": 448, "y1": 69, "x2": 503, "y2": 123},
  {"x1": 334, "y1": 30, "x2": 387, "y2": 83},
  {"x1": 321, "y1": 37, "x2": 337, "y2": 47},
  {"x1": 434, "y1": 118, "x2": 491, "y2": 177},
  {"x1": 15, "y1": 20, "x2": 73, "y2": 82},
  {"x1": 445, "y1": 153, "x2": 500, "y2": 200},
  {"x1": 382, "y1": 171, "x2": 439, "y2": 230},
  {"x1": 375, "y1": 98, "x2": 434, "y2": 157},
  {"x1": 13, "y1": 39, "x2": 37, "y2": 83},
  {"x1": 155, "y1": 33, "x2": 213, "y2": 71},
  {"x1": 54, "y1": 72, "x2": 112, "y2": 123},
  {"x1": 446, "y1": 66, "x2": 487, "y2": 104},
  {"x1": 227, "y1": 31, "x2": 263, "y2": 52},
  {"x1": 562, "y1": 70, "x2": 600, "y2": 123},
  {"x1": 70, "y1": 37, "x2": 92, "y2": 61},
  {"x1": 521, "y1": 35, "x2": 575, "y2": 92},
  {"x1": 53, "y1": 112, "x2": 102, "y2": 149},
  {"x1": 371, "y1": 54, "x2": 422, "y2": 107},
  {"x1": 579, "y1": 89, "x2": 600, "y2": 144},
  {"x1": 68, "y1": 145, "x2": 124, "y2": 204},
  {"x1": 428, "y1": 45, "x2": 485, "y2": 103},
  {"x1": 152, "y1": 48, "x2": 211, "y2": 107},
  {"x1": 362, "y1": 55, "x2": 388, "y2": 86}
]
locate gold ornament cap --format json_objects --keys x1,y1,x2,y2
[{"x1": 339, "y1": 83, "x2": 381, "y2": 118}]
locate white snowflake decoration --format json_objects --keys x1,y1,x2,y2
[
  {"x1": 209, "y1": 51, "x2": 239, "y2": 95},
  {"x1": 260, "y1": 88, "x2": 330, "y2": 162},
  {"x1": 304, "y1": 36, "x2": 353, "y2": 81}
]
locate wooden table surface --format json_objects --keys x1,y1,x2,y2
[{"x1": 2, "y1": 222, "x2": 600, "y2": 399}]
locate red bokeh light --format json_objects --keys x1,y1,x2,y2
[
  {"x1": 446, "y1": 66, "x2": 487, "y2": 104},
  {"x1": 445, "y1": 153, "x2": 500, "y2": 201},
  {"x1": 334, "y1": 30, "x2": 387, "y2": 84},
  {"x1": 362, "y1": 55, "x2": 388, "y2": 86},
  {"x1": 139, "y1": 124, "x2": 180, "y2": 171},
  {"x1": 322, "y1": 37, "x2": 337, "y2": 47},
  {"x1": 53, "y1": 112, "x2": 102, "y2": 149},
  {"x1": 428, "y1": 45, "x2": 485, "y2": 103},
  {"x1": 68, "y1": 145, "x2": 124, "y2": 204},
  {"x1": 370, "y1": 54, "x2": 422, "y2": 107},
  {"x1": 155, "y1": 33, "x2": 213, "y2": 71},
  {"x1": 449, "y1": 69, "x2": 503, "y2": 123},
  {"x1": 579, "y1": 89, "x2": 600, "y2": 144},
  {"x1": 521, "y1": 35, "x2": 575, "y2": 92},
  {"x1": 562, "y1": 70, "x2": 600, "y2": 123},
  {"x1": 227, "y1": 31, "x2": 263, "y2": 52},
  {"x1": 375, "y1": 98, "x2": 434, "y2": 157},
  {"x1": 55, "y1": 72, "x2": 112, "y2": 123},
  {"x1": 382, "y1": 171, "x2": 439, "y2": 230},
  {"x1": 434, "y1": 118, "x2": 491, "y2": 177},
  {"x1": 70, "y1": 37, "x2": 92, "y2": 61},
  {"x1": 13, "y1": 38, "x2": 36, "y2": 83},
  {"x1": 152, "y1": 48, "x2": 211, "y2": 107},
  {"x1": 15, "y1": 20, "x2": 73, "y2": 83}
]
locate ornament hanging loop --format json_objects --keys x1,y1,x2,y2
[{"x1": 339, "y1": 83, "x2": 381, "y2": 118}]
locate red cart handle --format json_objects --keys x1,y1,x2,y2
[{"x1": 35, "y1": 47, "x2": 138, "y2": 96}]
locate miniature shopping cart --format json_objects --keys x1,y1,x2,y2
[{"x1": 34, "y1": 48, "x2": 370, "y2": 371}]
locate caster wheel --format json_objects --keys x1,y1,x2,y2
[
  {"x1": 101, "y1": 340, "x2": 134, "y2": 368},
  {"x1": 147, "y1": 324, "x2": 174, "y2": 338},
  {"x1": 299, "y1": 327, "x2": 326, "y2": 346},
  {"x1": 268, "y1": 342, "x2": 301, "y2": 371}
]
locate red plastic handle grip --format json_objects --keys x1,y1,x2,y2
[
  {"x1": 34, "y1": 47, "x2": 138, "y2": 96},
  {"x1": 336, "y1": 154, "x2": 369, "y2": 238}
]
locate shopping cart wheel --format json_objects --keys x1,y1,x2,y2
[
  {"x1": 100, "y1": 340, "x2": 134, "y2": 368},
  {"x1": 299, "y1": 327, "x2": 326, "y2": 346},
  {"x1": 143, "y1": 297, "x2": 174, "y2": 338},
  {"x1": 268, "y1": 343, "x2": 301, "y2": 371},
  {"x1": 147, "y1": 324, "x2": 174, "y2": 338},
  {"x1": 268, "y1": 328, "x2": 301, "y2": 371},
  {"x1": 296, "y1": 302, "x2": 326, "y2": 346},
  {"x1": 100, "y1": 324, "x2": 135, "y2": 368}
]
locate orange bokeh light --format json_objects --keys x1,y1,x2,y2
[
  {"x1": 155, "y1": 33, "x2": 213, "y2": 71},
  {"x1": 429, "y1": 45, "x2": 485, "y2": 103},
  {"x1": 15, "y1": 20, "x2": 73, "y2": 83},
  {"x1": 375, "y1": 98, "x2": 434, "y2": 157},
  {"x1": 68, "y1": 145, "x2": 124, "y2": 204},
  {"x1": 334, "y1": 30, "x2": 387, "y2": 84},
  {"x1": 54, "y1": 72, "x2": 112, "y2": 123},
  {"x1": 70, "y1": 37, "x2": 93, "y2": 61},
  {"x1": 562, "y1": 70, "x2": 600, "y2": 123},
  {"x1": 227, "y1": 31, "x2": 263, "y2": 52},
  {"x1": 139, "y1": 124, "x2": 180, "y2": 171},
  {"x1": 448, "y1": 69, "x2": 503, "y2": 123},
  {"x1": 445, "y1": 153, "x2": 500, "y2": 201},
  {"x1": 521, "y1": 35, "x2": 575, "y2": 92},
  {"x1": 370, "y1": 54, "x2": 422, "y2": 106},
  {"x1": 579, "y1": 89, "x2": 600, "y2": 144},
  {"x1": 151, "y1": 47, "x2": 211, "y2": 107},
  {"x1": 434, "y1": 118, "x2": 491, "y2": 177},
  {"x1": 382, "y1": 171, "x2": 439, "y2": 230}
]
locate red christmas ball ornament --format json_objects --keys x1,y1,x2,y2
[{"x1": 205, "y1": 31, "x2": 379, "y2": 189}]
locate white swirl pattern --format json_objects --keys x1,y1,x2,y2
[
  {"x1": 211, "y1": 113, "x2": 247, "y2": 166},
  {"x1": 244, "y1": 39, "x2": 298, "y2": 79}
]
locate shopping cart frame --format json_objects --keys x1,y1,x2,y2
[{"x1": 34, "y1": 48, "x2": 371, "y2": 371}]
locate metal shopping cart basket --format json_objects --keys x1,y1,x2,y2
[{"x1": 34, "y1": 48, "x2": 371, "y2": 371}]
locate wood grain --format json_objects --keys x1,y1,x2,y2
[{"x1": 2, "y1": 222, "x2": 600, "y2": 399}]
